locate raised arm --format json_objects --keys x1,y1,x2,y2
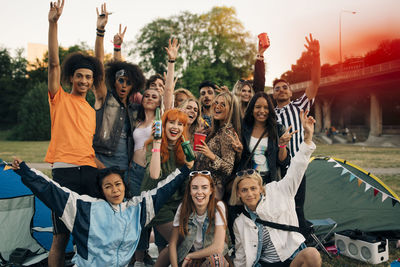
[
  {"x1": 253, "y1": 34, "x2": 270, "y2": 93},
  {"x1": 48, "y1": 0, "x2": 65, "y2": 98},
  {"x1": 113, "y1": 24, "x2": 127, "y2": 61},
  {"x1": 93, "y1": 3, "x2": 109, "y2": 109},
  {"x1": 304, "y1": 34, "x2": 321, "y2": 100},
  {"x1": 164, "y1": 38, "x2": 180, "y2": 111}
]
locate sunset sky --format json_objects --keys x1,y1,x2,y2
[{"x1": 1, "y1": 0, "x2": 399, "y2": 86}]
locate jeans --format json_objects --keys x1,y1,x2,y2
[{"x1": 128, "y1": 161, "x2": 145, "y2": 196}]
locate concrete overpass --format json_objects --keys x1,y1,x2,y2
[{"x1": 290, "y1": 59, "x2": 400, "y2": 141}]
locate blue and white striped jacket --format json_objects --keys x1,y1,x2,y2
[{"x1": 15, "y1": 162, "x2": 190, "y2": 267}]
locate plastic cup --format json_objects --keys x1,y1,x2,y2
[
  {"x1": 193, "y1": 133, "x2": 207, "y2": 151},
  {"x1": 258, "y1": 32, "x2": 270, "y2": 49}
]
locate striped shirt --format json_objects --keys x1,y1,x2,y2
[
  {"x1": 259, "y1": 226, "x2": 280, "y2": 263},
  {"x1": 274, "y1": 93, "x2": 314, "y2": 158}
]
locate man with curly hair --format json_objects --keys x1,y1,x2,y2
[{"x1": 45, "y1": 1, "x2": 104, "y2": 266}]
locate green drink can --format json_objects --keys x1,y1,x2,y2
[{"x1": 181, "y1": 140, "x2": 196, "y2": 162}]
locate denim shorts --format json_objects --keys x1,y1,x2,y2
[{"x1": 128, "y1": 162, "x2": 145, "y2": 196}]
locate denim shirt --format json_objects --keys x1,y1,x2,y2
[
  {"x1": 177, "y1": 212, "x2": 228, "y2": 263},
  {"x1": 245, "y1": 205, "x2": 264, "y2": 267}
]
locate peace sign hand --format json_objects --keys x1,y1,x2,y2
[
  {"x1": 113, "y1": 24, "x2": 127, "y2": 46},
  {"x1": 48, "y1": 0, "x2": 64, "y2": 23},
  {"x1": 279, "y1": 125, "x2": 298, "y2": 147},
  {"x1": 229, "y1": 131, "x2": 243, "y2": 153},
  {"x1": 96, "y1": 3, "x2": 110, "y2": 30},
  {"x1": 304, "y1": 33, "x2": 320, "y2": 57}
]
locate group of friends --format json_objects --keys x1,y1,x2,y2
[{"x1": 11, "y1": 1, "x2": 324, "y2": 266}]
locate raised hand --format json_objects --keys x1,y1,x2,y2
[
  {"x1": 304, "y1": 33, "x2": 320, "y2": 57},
  {"x1": 113, "y1": 24, "x2": 127, "y2": 46},
  {"x1": 279, "y1": 126, "x2": 298, "y2": 147},
  {"x1": 48, "y1": 0, "x2": 64, "y2": 23},
  {"x1": 215, "y1": 85, "x2": 229, "y2": 94},
  {"x1": 229, "y1": 131, "x2": 243, "y2": 153},
  {"x1": 165, "y1": 38, "x2": 180, "y2": 61},
  {"x1": 11, "y1": 157, "x2": 22, "y2": 170},
  {"x1": 300, "y1": 110, "x2": 316, "y2": 144},
  {"x1": 96, "y1": 3, "x2": 109, "y2": 30}
]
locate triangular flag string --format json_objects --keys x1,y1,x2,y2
[{"x1": 328, "y1": 158, "x2": 398, "y2": 204}]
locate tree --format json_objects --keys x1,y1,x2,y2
[
  {"x1": 131, "y1": 6, "x2": 256, "y2": 94},
  {"x1": 11, "y1": 82, "x2": 51, "y2": 141}
]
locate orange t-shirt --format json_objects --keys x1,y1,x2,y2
[{"x1": 45, "y1": 87, "x2": 96, "y2": 167}]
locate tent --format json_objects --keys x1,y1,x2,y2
[
  {"x1": 304, "y1": 157, "x2": 400, "y2": 236},
  {"x1": 0, "y1": 162, "x2": 73, "y2": 266}
]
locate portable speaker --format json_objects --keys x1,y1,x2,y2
[{"x1": 335, "y1": 231, "x2": 388, "y2": 264}]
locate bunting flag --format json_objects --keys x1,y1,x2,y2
[
  {"x1": 328, "y1": 158, "x2": 399, "y2": 205},
  {"x1": 374, "y1": 189, "x2": 379, "y2": 197},
  {"x1": 3, "y1": 165, "x2": 12, "y2": 171},
  {"x1": 365, "y1": 183, "x2": 372, "y2": 192}
]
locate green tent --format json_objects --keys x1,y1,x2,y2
[{"x1": 304, "y1": 157, "x2": 400, "y2": 235}]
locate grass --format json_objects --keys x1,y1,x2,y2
[{"x1": 1, "y1": 136, "x2": 400, "y2": 266}]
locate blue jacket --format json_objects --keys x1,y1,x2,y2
[{"x1": 15, "y1": 162, "x2": 190, "y2": 267}]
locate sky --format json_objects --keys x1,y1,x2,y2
[{"x1": 1, "y1": 0, "x2": 400, "y2": 85}]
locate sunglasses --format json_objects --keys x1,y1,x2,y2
[
  {"x1": 189, "y1": 170, "x2": 211, "y2": 177},
  {"x1": 236, "y1": 169, "x2": 256, "y2": 177},
  {"x1": 117, "y1": 77, "x2": 132, "y2": 86}
]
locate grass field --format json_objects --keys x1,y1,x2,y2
[{"x1": 1, "y1": 139, "x2": 400, "y2": 266}]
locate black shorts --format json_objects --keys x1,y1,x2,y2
[{"x1": 51, "y1": 166, "x2": 98, "y2": 234}]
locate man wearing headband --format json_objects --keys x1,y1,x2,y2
[{"x1": 45, "y1": 1, "x2": 104, "y2": 266}]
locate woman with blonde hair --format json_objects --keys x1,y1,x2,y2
[
  {"x1": 178, "y1": 97, "x2": 204, "y2": 143},
  {"x1": 232, "y1": 79, "x2": 254, "y2": 118},
  {"x1": 169, "y1": 170, "x2": 229, "y2": 267},
  {"x1": 174, "y1": 88, "x2": 195, "y2": 108},
  {"x1": 229, "y1": 111, "x2": 321, "y2": 267},
  {"x1": 194, "y1": 91, "x2": 242, "y2": 200}
]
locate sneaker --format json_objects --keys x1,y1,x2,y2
[{"x1": 144, "y1": 251, "x2": 155, "y2": 266}]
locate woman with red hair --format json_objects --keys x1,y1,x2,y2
[
  {"x1": 169, "y1": 171, "x2": 229, "y2": 267},
  {"x1": 140, "y1": 108, "x2": 194, "y2": 267}
]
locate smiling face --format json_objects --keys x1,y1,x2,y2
[
  {"x1": 253, "y1": 97, "x2": 270, "y2": 124},
  {"x1": 70, "y1": 68, "x2": 94, "y2": 97},
  {"x1": 199, "y1": 87, "x2": 215, "y2": 108},
  {"x1": 165, "y1": 119, "x2": 184, "y2": 144},
  {"x1": 237, "y1": 178, "x2": 262, "y2": 211},
  {"x1": 190, "y1": 175, "x2": 213, "y2": 212},
  {"x1": 272, "y1": 81, "x2": 292, "y2": 104},
  {"x1": 183, "y1": 100, "x2": 199, "y2": 125},
  {"x1": 142, "y1": 89, "x2": 160, "y2": 111},
  {"x1": 212, "y1": 96, "x2": 229, "y2": 122},
  {"x1": 114, "y1": 76, "x2": 133, "y2": 103},
  {"x1": 101, "y1": 173, "x2": 125, "y2": 205},
  {"x1": 240, "y1": 84, "x2": 252, "y2": 103}
]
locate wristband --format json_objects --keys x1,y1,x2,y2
[
  {"x1": 184, "y1": 257, "x2": 191, "y2": 262},
  {"x1": 279, "y1": 144, "x2": 286, "y2": 148},
  {"x1": 114, "y1": 48, "x2": 121, "y2": 52},
  {"x1": 114, "y1": 44, "x2": 121, "y2": 49},
  {"x1": 256, "y1": 54, "x2": 264, "y2": 61},
  {"x1": 97, "y1": 33, "x2": 105, "y2": 37},
  {"x1": 96, "y1": 28, "x2": 105, "y2": 33},
  {"x1": 168, "y1": 59, "x2": 176, "y2": 63},
  {"x1": 151, "y1": 148, "x2": 161, "y2": 153}
]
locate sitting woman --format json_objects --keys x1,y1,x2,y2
[
  {"x1": 169, "y1": 170, "x2": 229, "y2": 267},
  {"x1": 11, "y1": 159, "x2": 191, "y2": 267},
  {"x1": 229, "y1": 111, "x2": 321, "y2": 267}
]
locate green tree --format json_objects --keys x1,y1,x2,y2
[
  {"x1": 131, "y1": 6, "x2": 256, "y2": 94},
  {"x1": 11, "y1": 82, "x2": 51, "y2": 140}
]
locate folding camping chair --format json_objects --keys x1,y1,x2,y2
[{"x1": 302, "y1": 218, "x2": 337, "y2": 259}]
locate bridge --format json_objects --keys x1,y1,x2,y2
[{"x1": 290, "y1": 59, "x2": 400, "y2": 141}]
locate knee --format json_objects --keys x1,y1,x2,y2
[{"x1": 302, "y1": 247, "x2": 321, "y2": 267}]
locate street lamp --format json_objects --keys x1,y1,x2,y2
[{"x1": 339, "y1": 9, "x2": 357, "y2": 65}]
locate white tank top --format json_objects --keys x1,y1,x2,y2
[{"x1": 133, "y1": 124, "x2": 152, "y2": 151}]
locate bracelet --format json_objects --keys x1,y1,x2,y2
[
  {"x1": 256, "y1": 54, "x2": 264, "y2": 61},
  {"x1": 114, "y1": 48, "x2": 121, "y2": 52},
  {"x1": 168, "y1": 59, "x2": 176, "y2": 63},
  {"x1": 97, "y1": 33, "x2": 104, "y2": 37},
  {"x1": 114, "y1": 44, "x2": 121, "y2": 49},
  {"x1": 184, "y1": 257, "x2": 191, "y2": 262},
  {"x1": 96, "y1": 28, "x2": 105, "y2": 33},
  {"x1": 151, "y1": 148, "x2": 161, "y2": 153},
  {"x1": 279, "y1": 144, "x2": 286, "y2": 148}
]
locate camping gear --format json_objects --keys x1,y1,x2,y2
[
  {"x1": 335, "y1": 230, "x2": 388, "y2": 264},
  {"x1": 0, "y1": 162, "x2": 73, "y2": 266},
  {"x1": 304, "y1": 157, "x2": 400, "y2": 236}
]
